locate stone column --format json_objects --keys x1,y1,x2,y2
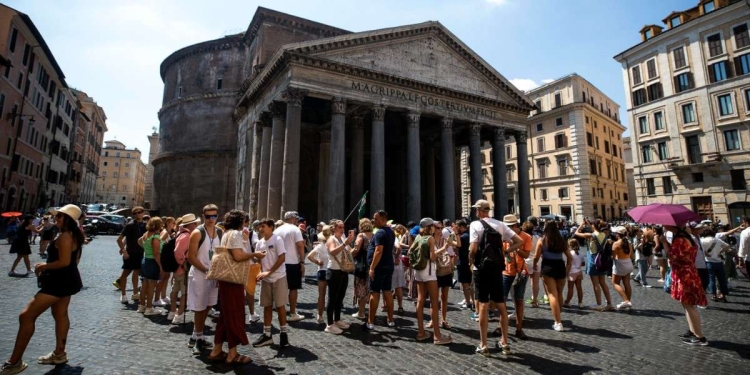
[
  {"x1": 350, "y1": 115, "x2": 365, "y2": 216},
  {"x1": 440, "y1": 118, "x2": 456, "y2": 220},
  {"x1": 516, "y1": 130, "x2": 531, "y2": 220},
  {"x1": 248, "y1": 117, "x2": 264, "y2": 221},
  {"x1": 425, "y1": 140, "x2": 436, "y2": 218},
  {"x1": 317, "y1": 129, "x2": 331, "y2": 222},
  {"x1": 281, "y1": 88, "x2": 307, "y2": 216},
  {"x1": 492, "y1": 128, "x2": 508, "y2": 219},
  {"x1": 326, "y1": 97, "x2": 347, "y2": 220},
  {"x1": 266, "y1": 101, "x2": 285, "y2": 219},
  {"x1": 370, "y1": 105, "x2": 386, "y2": 213},
  {"x1": 406, "y1": 111, "x2": 421, "y2": 222},
  {"x1": 468, "y1": 123, "x2": 483, "y2": 219},
  {"x1": 256, "y1": 117, "x2": 272, "y2": 220}
]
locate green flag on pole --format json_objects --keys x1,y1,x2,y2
[{"x1": 357, "y1": 191, "x2": 368, "y2": 219}]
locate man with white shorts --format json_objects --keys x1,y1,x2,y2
[{"x1": 252, "y1": 218, "x2": 289, "y2": 348}]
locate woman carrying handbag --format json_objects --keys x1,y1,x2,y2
[{"x1": 206, "y1": 210, "x2": 264, "y2": 365}]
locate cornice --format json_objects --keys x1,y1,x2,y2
[
  {"x1": 152, "y1": 149, "x2": 238, "y2": 166},
  {"x1": 245, "y1": 7, "x2": 350, "y2": 43},
  {"x1": 158, "y1": 91, "x2": 242, "y2": 118},
  {"x1": 160, "y1": 35, "x2": 246, "y2": 81}
]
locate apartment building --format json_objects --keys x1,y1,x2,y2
[
  {"x1": 74, "y1": 89, "x2": 106, "y2": 204},
  {"x1": 96, "y1": 140, "x2": 146, "y2": 208},
  {"x1": 614, "y1": 0, "x2": 750, "y2": 224}
]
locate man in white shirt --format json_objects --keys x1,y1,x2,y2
[
  {"x1": 274, "y1": 211, "x2": 306, "y2": 322},
  {"x1": 252, "y1": 218, "x2": 289, "y2": 348},
  {"x1": 468, "y1": 200, "x2": 523, "y2": 356},
  {"x1": 737, "y1": 216, "x2": 750, "y2": 274}
]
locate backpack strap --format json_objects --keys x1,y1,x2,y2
[{"x1": 592, "y1": 234, "x2": 606, "y2": 253}]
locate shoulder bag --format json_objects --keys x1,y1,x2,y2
[
  {"x1": 332, "y1": 236, "x2": 355, "y2": 273},
  {"x1": 206, "y1": 230, "x2": 250, "y2": 285}
]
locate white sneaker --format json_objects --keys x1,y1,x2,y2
[
  {"x1": 553, "y1": 322, "x2": 564, "y2": 332},
  {"x1": 172, "y1": 313, "x2": 184, "y2": 325},
  {"x1": 136, "y1": 305, "x2": 146, "y2": 313},
  {"x1": 162, "y1": 297, "x2": 171, "y2": 305},
  {"x1": 351, "y1": 312, "x2": 366, "y2": 319},
  {"x1": 167, "y1": 311, "x2": 175, "y2": 320},
  {"x1": 209, "y1": 309, "x2": 220, "y2": 318},
  {"x1": 120, "y1": 295, "x2": 128, "y2": 304},
  {"x1": 325, "y1": 324, "x2": 343, "y2": 335},
  {"x1": 508, "y1": 312, "x2": 516, "y2": 319},
  {"x1": 144, "y1": 308, "x2": 162, "y2": 316},
  {"x1": 335, "y1": 321, "x2": 350, "y2": 329},
  {"x1": 288, "y1": 313, "x2": 305, "y2": 322},
  {"x1": 248, "y1": 314, "x2": 261, "y2": 323},
  {"x1": 616, "y1": 301, "x2": 632, "y2": 310}
]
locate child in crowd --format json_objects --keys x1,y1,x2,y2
[{"x1": 564, "y1": 238, "x2": 586, "y2": 308}]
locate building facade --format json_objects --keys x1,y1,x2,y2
[
  {"x1": 459, "y1": 74, "x2": 629, "y2": 222},
  {"x1": 74, "y1": 89, "x2": 106, "y2": 204},
  {"x1": 66, "y1": 92, "x2": 86, "y2": 205},
  {"x1": 157, "y1": 7, "x2": 535, "y2": 222},
  {"x1": 96, "y1": 140, "x2": 146, "y2": 208},
  {"x1": 143, "y1": 130, "x2": 158, "y2": 210},
  {"x1": 614, "y1": 0, "x2": 750, "y2": 225},
  {"x1": 622, "y1": 137, "x2": 638, "y2": 208}
]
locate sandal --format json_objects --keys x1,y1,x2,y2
[
  {"x1": 531, "y1": 302, "x2": 539, "y2": 308},
  {"x1": 426, "y1": 321, "x2": 433, "y2": 329},
  {"x1": 207, "y1": 351, "x2": 227, "y2": 362},
  {"x1": 416, "y1": 332, "x2": 431, "y2": 341},
  {"x1": 441, "y1": 321, "x2": 452, "y2": 329},
  {"x1": 397, "y1": 307, "x2": 404, "y2": 315},
  {"x1": 226, "y1": 353, "x2": 252, "y2": 365},
  {"x1": 711, "y1": 295, "x2": 718, "y2": 302}
]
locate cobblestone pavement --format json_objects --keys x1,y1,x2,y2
[{"x1": 1, "y1": 236, "x2": 749, "y2": 374}]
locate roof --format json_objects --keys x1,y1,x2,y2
[
  {"x1": 639, "y1": 24, "x2": 663, "y2": 33},
  {"x1": 2, "y1": 4, "x2": 69, "y2": 88}
]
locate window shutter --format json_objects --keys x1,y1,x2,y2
[
  {"x1": 708, "y1": 64, "x2": 716, "y2": 83},
  {"x1": 673, "y1": 75, "x2": 680, "y2": 92},
  {"x1": 658, "y1": 83, "x2": 663, "y2": 98},
  {"x1": 726, "y1": 60, "x2": 734, "y2": 79},
  {"x1": 735, "y1": 56, "x2": 744, "y2": 75},
  {"x1": 688, "y1": 72, "x2": 694, "y2": 89}
]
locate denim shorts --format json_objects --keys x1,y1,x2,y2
[
  {"x1": 502, "y1": 274, "x2": 527, "y2": 301},
  {"x1": 316, "y1": 270, "x2": 327, "y2": 281},
  {"x1": 141, "y1": 258, "x2": 160, "y2": 281}
]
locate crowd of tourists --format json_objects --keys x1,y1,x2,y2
[{"x1": 3, "y1": 199, "x2": 750, "y2": 373}]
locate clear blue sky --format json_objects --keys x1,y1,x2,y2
[{"x1": 7, "y1": 0, "x2": 694, "y2": 161}]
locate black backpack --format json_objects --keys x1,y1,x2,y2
[
  {"x1": 641, "y1": 241, "x2": 654, "y2": 257},
  {"x1": 160, "y1": 236, "x2": 179, "y2": 273},
  {"x1": 477, "y1": 220, "x2": 505, "y2": 269}
]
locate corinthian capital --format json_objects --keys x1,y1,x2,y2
[
  {"x1": 406, "y1": 111, "x2": 420, "y2": 128},
  {"x1": 283, "y1": 87, "x2": 308, "y2": 107},
  {"x1": 469, "y1": 123, "x2": 482, "y2": 137},
  {"x1": 494, "y1": 128, "x2": 506, "y2": 142},
  {"x1": 268, "y1": 101, "x2": 286, "y2": 118},
  {"x1": 372, "y1": 105, "x2": 386, "y2": 122},
  {"x1": 441, "y1": 117, "x2": 453, "y2": 131},
  {"x1": 352, "y1": 115, "x2": 365, "y2": 129},
  {"x1": 331, "y1": 97, "x2": 347, "y2": 115},
  {"x1": 516, "y1": 130, "x2": 528, "y2": 143}
]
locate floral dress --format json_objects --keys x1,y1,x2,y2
[{"x1": 669, "y1": 236, "x2": 707, "y2": 307}]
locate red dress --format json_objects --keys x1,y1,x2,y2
[{"x1": 669, "y1": 237, "x2": 707, "y2": 307}]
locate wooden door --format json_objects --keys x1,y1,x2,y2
[{"x1": 691, "y1": 197, "x2": 714, "y2": 220}]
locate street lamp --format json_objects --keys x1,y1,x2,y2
[{"x1": 5, "y1": 111, "x2": 35, "y2": 126}]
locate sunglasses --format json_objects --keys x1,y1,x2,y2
[
  {"x1": 205, "y1": 214, "x2": 219, "y2": 219},
  {"x1": 134, "y1": 211, "x2": 144, "y2": 215}
]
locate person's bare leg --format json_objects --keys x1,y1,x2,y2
[
  {"x1": 132, "y1": 270, "x2": 140, "y2": 297},
  {"x1": 384, "y1": 291, "x2": 394, "y2": 323},
  {"x1": 598, "y1": 277, "x2": 612, "y2": 305},
  {"x1": 119, "y1": 269, "x2": 131, "y2": 297},
  {"x1": 416, "y1": 282, "x2": 426, "y2": 336},
  {"x1": 10, "y1": 255, "x2": 22, "y2": 273},
  {"x1": 514, "y1": 299, "x2": 524, "y2": 330},
  {"x1": 624, "y1": 276, "x2": 632, "y2": 301},
  {"x1": 316, "y1": 282, "x2": 326, "y2": 319},
  {"x1": 564, "y1": 280, "x2": 574, "y2": 305},
  {"x1": 368, "y1": 292, "x2": 380, "y2": 325},
  {"x1": 395, "y1": 287, "x2": 403, "y2": 309},
  {"x1": 461, "y1": 283, "x2": 473, "y2": 307},
  {"x1": 22, "y1": 255, "x2": 30, "y2": 273},
  {"x1": 575, "y1": 279, "x2": 584, "y2": 304},
  {"x1": 590, "y1": 276, "x2": 602, "y2": 305},
  {"x1": 194, "y1": 309, "x2": 209, "y2": 335},
  {"x1": 531, "y1": 272, "x2": 540, "y2": 304},
  {"x1": 612, "y1": 275, "x2": 628, "y2": 302},
  {"x1": 497, "y1": 302, "x2": 508, "y2": 345},
  {"x1": 8, "y1": 294, "x2": 59, "y2": 364},
  {"x1": 289, "y1": 289, "x2": 298, "y2": 315},
  {"x1": 51, "y1": 296, "x2": 72, "y2": 355},
  {"x1": 544, "y1": 277, "x2": 562, "y2": 323},
  {"x1": 428, "y1": 282, "x2": 443, "y2": 340},
  {"x1": 440, "y1": 287, "x2": 449, "y2": 322}
]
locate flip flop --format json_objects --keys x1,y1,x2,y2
[
  {"x1": 207, "y1": 351, "x2": 227, "y2": 362},
  {"x1": 416, "y1": 332, "x2": 431, "y2": 341},
  {"x1": 441, "y1": 321, "x2": 452, "y2": 329},
  {"x1": 426, "y1": 321, "x2": 434, "y2": 329},
  {"x1": 226, "y1": 354, "x2": 252, "y2": 365}
]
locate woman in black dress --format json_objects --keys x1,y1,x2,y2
[
  {"x1": 1, "y1": 205, "x2": 84, "y2": 374},
  {"x1": 9, "y1": 216, "x2": 41, "y2": 276}
]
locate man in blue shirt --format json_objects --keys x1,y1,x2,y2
[{"x1": 365, "y1": 210, "x2": 396, "y2": 331}]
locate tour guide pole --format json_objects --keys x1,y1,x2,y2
[{"x1": 343, "y1": 191, "x2": 368, "y2": 225}]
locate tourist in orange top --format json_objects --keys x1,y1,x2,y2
[{"x1": 495, "y1": 215, "x2": 531, "y2": 340}]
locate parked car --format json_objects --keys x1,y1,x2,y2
[
  {"x1": 84, "y1": 216, "x2": 124, "y2": 235},
  {"x1": 87, "y1": 203, "x2": 107, "y2": 212},
  {"x1": 86, "y1": 211, "x2": 107, "y2": 217},
  {"x1": 99, "y1": 214, "x2": 125, "y2": 226}
]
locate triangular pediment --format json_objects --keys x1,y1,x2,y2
[{"x1": 282, "y1": 22, "x2": 534, "y2": 110}]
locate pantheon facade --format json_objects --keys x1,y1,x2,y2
[{"x1": 155, "y1": 7, "x2": 534, "y2": 223}]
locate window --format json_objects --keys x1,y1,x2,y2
[
  {"x1": 632, "y1": 88, "x2": 646, "y2": 106},
  {"x1": 505, "y1": 145, "x2": 512, "y2": 159},
  {"x1": 646, "y1": 59, "x2": 657, "y2": 79},
  {"x1": 537, "y1": 138, "x2": 545, "y2": 152},
  {"x1": 558, "y1": 187, "x2": 569, "y2": 199},
  {"x1": 583, "y1": 92, "x2": 587, "y2": 103},
  {"x1": 16, "y1": 72, "x2": 23, "y2": 89},
  {"x1": 657, "y1": 142, "x2": 668, "y2": 160},
  {"x1": 692, "y1": 172, "x2": 704, "y2": 183},
  {"x1": 507, "y1": 167, "x2": 514, "y2": 181},
  {"x1": 536, "y1": 123, "x2": 543, "y2": 132},
  {"x1": 670, "y1": 16, "x2": 681, "y2": 28},
  {"x1": 674, "y1": 72, "x2": 692, "y2": 93},
  {"x1": 613, "y1": 145, "x2": 618, "y2": 157},
  {"x1": 113, "y1": 172, "x2": 118, "y2": 178},
  {"x1": 647, "y1": 178, "x2": 656, "y2": 195},
  {"x1": 632, "y1": 66, "x2": 642, "y2": 85},
  {"x1": 114, "y1": 162, "x2": 119, "y2": 167},
  {"x1": 125, "y1": 162, "x2": 130, "y2": 167},
  {"x1": 663, "y1": 177, "x2": 673, "y2": 194},
  {"x1": 638, "y1": 116, "x2": 649, "y2": 134},
  {"x1": 647, "y1": 83, "x2": 663, "y2": 101},
  {"x1": 589, "y1": 159, "x2": 598, "y2": 175},
  {"x1": 538, "y1": 162, "x2": 547, "y2": 178},
  {"x1": 734, "y1": 24, "x2": 749, "y2": 49},
  {"x1": 673, "y1": 47, "x2": 687, "y2": 69},
  {"x1": 123, "y1": 185, "x2": 128, "y2": 192},
  {"x1": 682, "y1": 103, "x2": 696, "y2": 124},
  {"x1": 555, "y1": 117, "x2": 563, "y2": 127},
  {"x1": 645, "y1": 29, "x2": 653, "y2": 40},
  {"x1": 554, "y1": 93, "x2": 562, "y2": 108},
  {"x1": 555, "y1": 134, "x2": 567, "y2": 149},
  {"x1": 654, "y1": 112, "x2": 664, "y2": 131},
  {"x1": 703, "y1": 1, "x2": 715, "y2": 13},
  {"x1": 707, "y1": 33, "x2": 723, "y2": 57},
  {"x1": 586, "y1": 132, "x2": 593, "y2": 147},
  {"x1": 217, "y1": 78, "x2": 223, "y2": 90},
  {"x1": 0, "y1": 94, "x2": 4, "y2": 117},
  {"x1": 709, "y1": 61, "x2": 730, "y2": 83},
  {"x1": 540, "y1": 189, "x2": 548, "y2": 201},
  {"x1": 595, "y1": 136, "x2": 600, "y2": 150},
  {"x1": 9, "y1": 28, "x2": 18, "y2": 52},
  {"x1": 736, "y1": 53, "x2": 750, "y2": 76},
  {"x1": 731, "y1": 170, "x2": 747, "y2": 190},
  {"x1": 22, "y1": 44, "x2": 29, "y2": 66},
  {"x1": 604, "y1": 141, "x2": 610, "y2": 154},
  {"x1": 717, "y1": 94, "x2": 734, "y2": 116},
  {"x1": 746, "y1": 89, "x2": 750, "y2": 110},
  {"x1": 686, "y1": 135, "x2": 702, "y2": 164},
  {"x1": 124, "y1": 172, "x2": 129, "y2": 178},
  {"x1": 177, "y1": 86, "x2": 182, "y2": 98},
  {"x1": 724, "y1": 129, "x2": 740, "y2": 151},
  {"x1": 641, "y1": 145, "x2": 653, "y2": 163},
  {"x1": 585, "y1": 116, "x2": 589, "y2": 124},
  {"x1": 558, "y1": 159, "x2": 567, "y2": 176}
]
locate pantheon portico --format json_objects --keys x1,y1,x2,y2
[{"x1": 156, "y1": 7, "x2": 534, "y2": 223}]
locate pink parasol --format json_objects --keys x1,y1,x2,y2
[{"x1": 626, "y1": 203, "x2": 700, "y2": 227}]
